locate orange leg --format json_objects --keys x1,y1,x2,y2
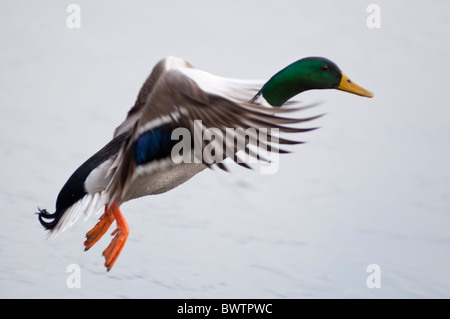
[
  {"x1": 84, "y1": 206, "x2": 115, "y2": 251},
  {"x1": 102, "y1": 203, "x2": 129, "y2": 271}
]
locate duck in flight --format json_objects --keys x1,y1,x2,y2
[{"x1": 38, "y1": 56, "x2": 373, "y2": 271}]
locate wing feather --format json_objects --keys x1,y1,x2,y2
[{"x1": 107, "y1": 68, "x2": 320, "y2": 204}]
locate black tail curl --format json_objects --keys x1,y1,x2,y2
[{"x1": 37, "y1": 207, "x2": 63, "y2": 230}]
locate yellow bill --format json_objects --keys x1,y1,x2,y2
[{"x1": 336, "y1": 73, "x2": 374, "y2": 98}]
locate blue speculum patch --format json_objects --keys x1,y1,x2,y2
[{"x1": 134, "y1": 124, "x2": 174, "y2": 165}]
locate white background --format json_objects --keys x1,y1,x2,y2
[{"x1": 1, "y1": 0, "x2": 449, "y2": 298}]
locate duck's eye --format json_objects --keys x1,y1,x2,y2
[{"x1": 320, "y1": 65, "x2": 329, "y2": 71}]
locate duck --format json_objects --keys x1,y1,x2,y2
[{"x1": 38, "y1": 56, "x2": 373, "y2": 271}]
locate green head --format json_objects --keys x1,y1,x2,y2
[{"x1": 259, "y1": 57, "x2": 373, "y2": 106}]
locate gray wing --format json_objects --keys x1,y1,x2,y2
[
  {"x1": 107, "y1": 69, "x2": 321, "y2": 203},
  {"x1": 113, "y1": 58, "x2": 167, "y2": 137}
]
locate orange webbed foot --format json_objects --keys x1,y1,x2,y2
[
  {"x1": 102, "y1": 203, "x2": 129, "y2": 271},
  {"x1": 84, "y1": 207, "x2": 115, "y2": 251}
]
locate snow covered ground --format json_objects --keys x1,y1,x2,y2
[{"x1": 1, "y1": 0, "x2": 449, "y2": 298}]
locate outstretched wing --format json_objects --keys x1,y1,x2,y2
[
  {"x1": 113, "y1": 58, "x2": 168, "y2": 138},
  {"x1": 107, "y1": 68, "x2": 320, "y2": 204}
]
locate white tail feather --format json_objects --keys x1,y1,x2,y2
[{"x1": 49, "y1": 192, "x2": 107, "y2": 236}]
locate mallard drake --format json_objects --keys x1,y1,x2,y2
[{"x1": 38, "y1": 56, "x2": 373, "y2": 271}]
